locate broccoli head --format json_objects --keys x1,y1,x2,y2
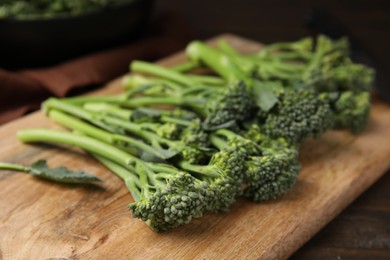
[
  {"x1": 258, "y1": 88, "x2": 333, "y2": 142},
  {"x1": 203, "y1": 81, "x2": 255, "y2": 130},
  {"x1": 323, "y1": 91, "x2": 371, "y2": 133},
  {"x1": 213, "y1": 126, "x2": 301, "y2": 202},
  {"x1": 244, "y1": 125, "x2": 300, "y2": 201},
  {"x1": 128, "y1": 162, "x2": 211, "y2": 231}
]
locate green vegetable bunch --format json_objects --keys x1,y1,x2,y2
[{"x1": 10, "y1": 35, "x2": 374, "y2": 231}]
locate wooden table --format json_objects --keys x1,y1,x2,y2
[{"x1": 1, "y1": 34, "x2": 390, "y2": 259}]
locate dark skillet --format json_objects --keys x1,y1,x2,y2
[{"x1": 0, "y1": 0, "x2": 154, "y2": 70}]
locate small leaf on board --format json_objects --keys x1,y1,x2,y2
[{"x1": 29, "y1": 160, "x2": 102, "y2": 184}]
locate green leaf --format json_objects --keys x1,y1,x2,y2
[
  {"x1": 252, "y1": 80, "x2": 281, "y2": 111},
  {"x1": 28, "y1": 160, "x2": 102, "y2": 184}
]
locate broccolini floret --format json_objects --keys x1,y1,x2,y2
[
  {"x1": 127, "y1": 162, "x2": 211, "y2": 231},
  {"x1": 211, "y1": 126, "x2": 300, "y2": 202},
  {"x1": 177, "y1": 146, "x2": 246, "y2": 212},
  {"x1": 258, "y1": 88, "x2": 333, "y2": 142},
  {"x1": 243, "y1": 125, "x2": 300, "y2": 201},
  {"x1": 322, "y1": 91, "x2": 371, "y2": 133}
]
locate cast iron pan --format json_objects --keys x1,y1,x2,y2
[{"x1": 0, "y1": 0, "x2": 154, "y2": 70}]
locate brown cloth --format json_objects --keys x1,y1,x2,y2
[{"x1": 0, "y1": 14, "x2": 195, "y2": 125}]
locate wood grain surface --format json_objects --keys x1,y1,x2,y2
[{"x1": 0, "y1": 34, "x2": 389, "y2": 260}]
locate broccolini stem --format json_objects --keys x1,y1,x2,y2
[
  {"x1": 177, "y1": 161, "x2": 219, "y2": 178},
  {"x1": 160, "y1": 116, "x2": 192, "y2": 127},
  {"x1": 120, "y1": 96, "x2": 207, "y2": 117},
  {"x1": 214, "y1": 128, "x2": 237, "y2": 139},
  {"x1": 135, "y1": 163, "x2": 153, "y2": 197},
  {"x1": 48, "y1": 109, "x2": 113, "y2": 143},
  {"x1": 101, "y1": 116, "x2": 154, "y2": 140},
  {"x1": 17, "y1": 129, "x2": 136, "y2": 167},
  {"x1": 186, "y1": 74, "x2": 226, "y2": 86},
  {"x1": 186, "y1": 41, "x2": 250, "y2": 84},
  {"x1": 209, "y1": 134, "x2": 229, "y2": 150},
  {"x1": 94, "y1": 155, "x2": 142, "y2": 202},
  {"x1": 48, "y1": 110, "x2": 171, "y2": 160},
  {"x1": 83, "y1": 103, "x2": 132, "y2": 120},
  {"x1": 101, "y1": 116, "x2": 176, "y2": 150},
  {"x1": 218, "y1": 40, "x2": 255, "y2": 71},
  {"x1": 131, "y1": 60, "x2": 200, "y2": 86},
  {"x1": 44, "y1": 98, "x2": 120, "y2": 133},
  {"x1": 62, "y1": 93, "x2": 128, "y2": 104},
  {"x1": 171, "y1": 60, "x2": 200, "y2": 72},
  {"x1": 0, "y1": 162, "x2": 28, "y2": 173},
  {"x1": 122, "y1": 75, "x2": 183, "y2": 91},
  {"x1": 121, "y1": 96, "x2": 193, "y2": 107}
]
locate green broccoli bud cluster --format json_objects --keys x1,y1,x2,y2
[
  {"x1": 156, "y1": 123, "x2": 182, "y2": 140},
  {"x1": 326, "y1": 91, "x2": 371, "y2": 133},
  {"x1": 259, "y1": 89, "x2": 334, "y2": 142},
  {"x1": 24, "y1": 34, "x2": 374, "y2": 232},
  {"x1": 128, "y1": 165, "x2": 212, "y2": 232},
  {"x1": 243, "y1": 131, "x2": 301, "y2": 201},
  {"x1": 203, "y1": 81, "x2": 254, "y2": 129}
]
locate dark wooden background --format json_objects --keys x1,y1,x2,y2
[{"x1": 154, "y1": 0, "x2": 390, "y2": 258}]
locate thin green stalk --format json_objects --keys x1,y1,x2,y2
[
  {"x1": 131, "y1": 60, "x2": 200, "y2": 87},
  {"x1": 62, "y1": 93, "x2": 127, "y2": 104},
  {"x1": 123, "y1": 75, "x2": 183, "y2": 90},
  {"x1": 93, "y1": 154, "x2": 142, "y2": 201},
  {"x1": 177, "y1": 161, "x2": 219, "y2": 178},
  {"x1": 100, "y1": 116, "x2": 174, "y2": 149},
  {"x1": 186, "y1": 74, "x2": 225, "y2": 86},
  {"x1": 48, "y1": 109, "x2": 173, "y2": 160},
  {"x1": 0, "y1": 162, "x2": 27, "y2": 172},
  {"x1": 83, "y1": 103, "x2": 132, "y2": 120},
  {"x1": 17, "y1": 129, "x2": 136, "y2": 167},
  {"x1": 160, "y1": 116, "x2": 192, "y2": 126},
  {"x1": 120, "y1": 96, "x2": 206, "y2": 116},
  {"x1": 171, "y1": 60, "x2": 200, "y2": 72},
  {"x1": 209, "y1": 134, "x2": 229, "y2": 150},
  {"x1": 48, "y1": 109, "x2": 113, "y2": 143},
  {"x1": 44, "y1": 98, "x2": 120, "y2": 133},
  {"x1": 186, "y1": 41, "x2": 250, "y2": 84}
]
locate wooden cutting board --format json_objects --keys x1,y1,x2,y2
[{"x1": 1, "y1": 34, "x2": 389, "y2": 260}]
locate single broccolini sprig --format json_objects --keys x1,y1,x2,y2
[
  {"x1": 210, "y1": 127, "x2": 301, "y2": 202},
  {"x1": 243, "y1": 125, "x2": 301, "y2": 201},
  {"x1": 257, "y1": 88, "x2": 334, "y2": 142},
  {"x1": 95, "y1": 154, "x2": 212, "y2": 232},
  {"x1": 17, "y1": 128, "x2": 213, "y2": 231},
  {"x1": 321, "y1": 91, "x2": 371, "y2": 133},
  {"x1": 0, "y1": 160, "x2": 101, "y2": 184}
]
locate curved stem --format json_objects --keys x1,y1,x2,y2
[
  {"x1": 186, "y1": 41, "x2": 250, "y2": 84},
  {"x1": 209, "y1": 134, "x2": 228, "y2": 150},
  {"x1": 160, "y1": 116, "x2": 192, "y2": 126},
  {"x1": 48, "y1": 109, "x2": 114, "y2": 144},
  {"x1": 0, "y1": 162, "x2": 28, "y2": 173},
  {"x1": 177, "y1": 161, "x2": 219, "y2": 178},
  {"x1": 17, "y1": 129, "x2": 136, "y2": 167},
  {"x1": 62, "y1": 94, "x2": 127, "y2": 104},
  {"x1": 83, "y1": 103, "x2": 133, "y2": 120},
  {"x1": 49, "y1": 109, "x2": 171, "y2": 160},
  {"x1": 44, "y1": 98, "x2": 119, "y2": 133},
  {"x1": 131, "y1": 60, "x2": 200, "y2": 87},
  {"x1": 171, "y1": 60, "x2": 200, "y2": 72},
  {"x1": 94, "y1": 154, "x2": 141, "y2": 202}
]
